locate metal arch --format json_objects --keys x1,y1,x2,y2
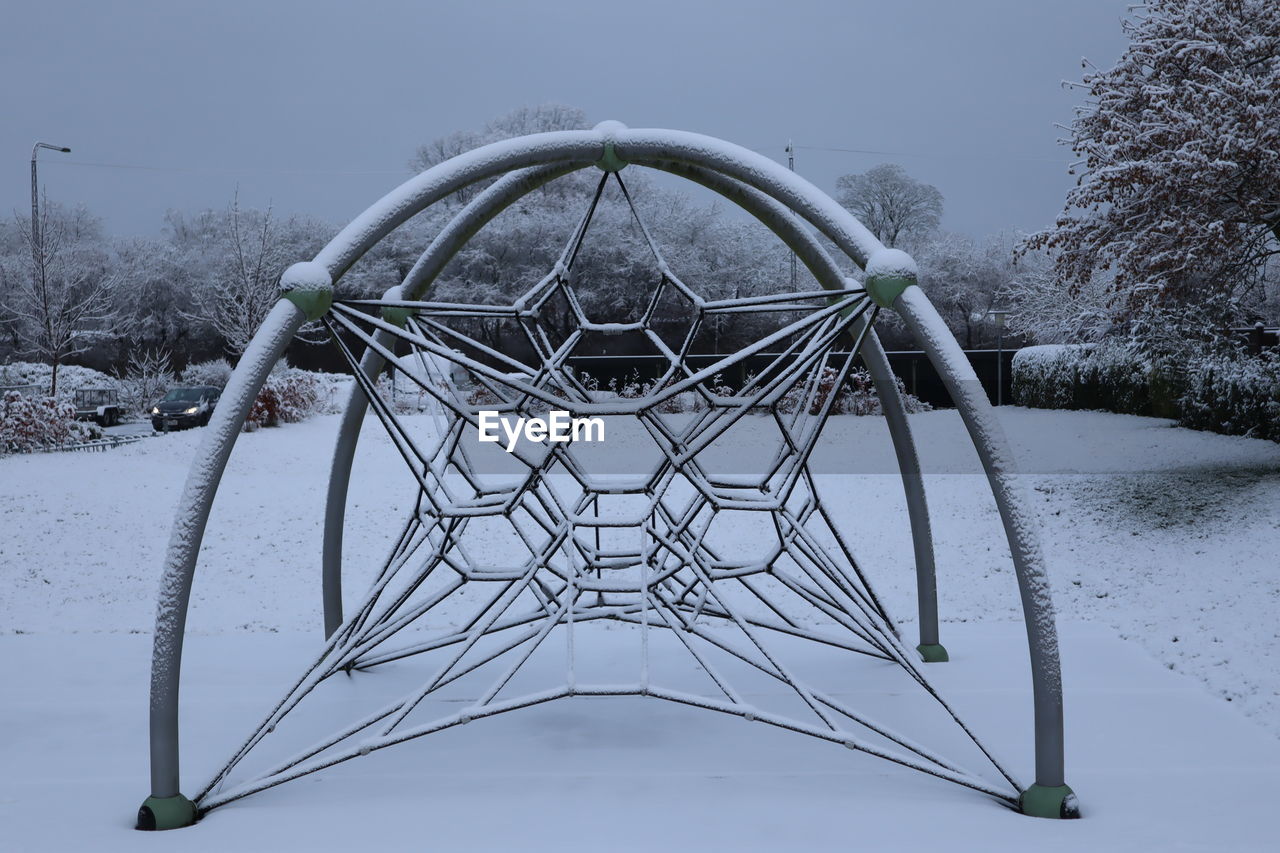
[
  {"x1": 147, "y1": 299, "x2": 307, "y2": 799},
  {"x1": 612, "y1": 133, "x2": 1066, "y2": 792},
  {"x1": 146, "y1": 135, "x2": 607, "y2": 805},
  {"x1": 145, "y1": 123, "x2": 1069, "y2": 819}
]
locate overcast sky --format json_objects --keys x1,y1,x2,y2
[{"x1": 1, "y1": 0, "x2": 1130, "y2": 241}]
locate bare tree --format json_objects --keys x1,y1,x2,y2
[
  {"x1": 0, "y1": 200, "x2": 119, "y2": 396},
  {"x1": 835, "y1": 164, "x2": 944, "y2": 248},
  {"x1": 113, "y1": 346, "x2": 174, "y2": 414},
  {"x1": 183, "y1": 194, "x2": 328, "y2": 357}
]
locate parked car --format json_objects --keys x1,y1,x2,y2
[
  {"x1": 74, "y1": 387, "x2": 124, "y2": 427},
  {"x1": 151, "y1": 386, "x2": 221, "y2": 431}
]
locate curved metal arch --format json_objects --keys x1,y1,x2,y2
[
  {"x1": 146, "y1": 135, "x2": 607, "y2": 803},
  {"x1": 612, "y1": 133, "x2": 1066, "y2": 792},
  {"x1": 144, "y1": 124, "x2": 1070, "y2": 823}
]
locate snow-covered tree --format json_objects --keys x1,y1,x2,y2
[
  {"x1": 178, "y1": 195, "x2": 331, "y2": 356},
  {"x1": 409, "y1": 104, "x2": 591, "y2": 206},
  {"x1": 1027, "y1": 0, "x2": 1280, "y2": 319},
  {"x1": 1000, "y1": 249, "x2": 1117, "y2": 344},
  {"x1": 914, "y1": 232, "x2": 1016, "y2": 348},
  {"x1": 0, "y1": 201, "x2": 120, "y2": 396},
  {"x1": 835, "y1": 164, "x2": 943, "y2": 248}
]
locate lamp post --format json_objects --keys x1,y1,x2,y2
[
  {"x1": 30, "y1": 141, "x2": 72, "y2": 267},
  {"x1": 987, "y1": 308, "x2": 1011, "y2": 406}
]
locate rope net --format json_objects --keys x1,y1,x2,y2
[{"x1": 196, "y1": 173, "x2": 1020, "y2": 812}]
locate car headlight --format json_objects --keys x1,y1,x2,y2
[
  {"x1": 151, "y1": 407, "x2": 160, "y2": 415},
  {"x1": 184, "y1": 406, "x2": 199, "y2": 414}
]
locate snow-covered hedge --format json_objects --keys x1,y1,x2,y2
[
  {"x1": 0, "y1": 392, "x2": 101, "y2": 454},
  {"x1": 1012, "y1": 343, "x2": 1161, "y2": 417},
  {"x1": 1014, "y1": 343, "x2": 1280, "y2": 442},
  {"x1": 1179, "y1": 353, "x2": 1280, "y2": 443}
]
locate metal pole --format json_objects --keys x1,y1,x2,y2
[
  {"x1": 997, "y1": 326, "x2": 1004, "y2": 406},
  {"x1": 786, "y1": 140, "x2": 797, "y2": 290},
  {"x1": 29, "y1": 142, "x2": 71, "y2": 272}
]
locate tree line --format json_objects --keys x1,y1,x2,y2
[{"x1": 7, "y1": 0, "x2": 1278, "y2": 399}]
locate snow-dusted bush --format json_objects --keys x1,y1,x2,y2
[
  {"x1": 1011, "y1": 345, "x2": 1086, "y2": 410},
  {"x1": 1012, "y1": 343, "x2": 1157, "y2": 416},
  {"x1": 0, "y1": 391, "x2": 100, "y2": 454},
  {"x1": 0, "y1": 361, "x2": 116, "y2": 405},
  {"x1": 245, "y1": 368, "x2": 324, "y2": 431},
  {"x1": 113, "y1": 349, "x2": 174, "y2": 415},
  {"x1": 776, "y1": 366, "x2": 932, "y2": 416},
  {"x1": 1073, "y1": 343, "x2": 1155, "y2": 416},
  {"x1": 1179, "y1": 353, "x2": 1280, "y2": 442},
  {"x1": 181, "y1": 358, "x2": 232, "y2": 389},
  {"x1": 1014, "y1": 342, "x2": 1280, "y2": 443}
]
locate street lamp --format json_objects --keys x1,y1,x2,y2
[
  {"x1": 31, "y1": 141, "x2": 72, "y2": 266},
  {"x1": 986, "y1": 308, "x2": 1012, "y2": 406}
]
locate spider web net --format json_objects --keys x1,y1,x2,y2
[{"x1": 196, "y1": 172, "x2": 1020, "y2": 812}]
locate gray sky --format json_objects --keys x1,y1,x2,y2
[{"x1": 0, "y1": 0, "x2": 1130, "y2": 241}]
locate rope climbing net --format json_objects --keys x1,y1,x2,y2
[{"x1": 194, "y1": 171, "x2": 1022, "y2": 814}]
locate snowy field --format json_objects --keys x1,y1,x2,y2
[{"x1": 3, "y1": 407, "x2": 1279, "y2": 850}]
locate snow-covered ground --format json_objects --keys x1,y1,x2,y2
[{"x1": 2, "y1": 407, "x2": 1278, "y2": 850}]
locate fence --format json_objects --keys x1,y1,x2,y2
[{"x1": 565, "y1": 350, "x2": 1016, "y2": 409}]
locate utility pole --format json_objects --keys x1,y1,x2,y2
[
  {"x1": 30, "y1": 142, "x2": 71, "y2": 270},
  {"x1": 785, "y1": 140, "x2": 796, "y2": 290}
]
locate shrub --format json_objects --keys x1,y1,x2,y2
[
  {"x1": 777, "y1": 366, "x2": 932, "y2": 416},
  {"x1": 1012, "y1": 343, "x2": 1156, "y2": 415},
  {"x1": 245, "y1": 367, "x2": 324, "y2": 430},
  {"x1": 0, "y1": 392, "x2": 100, "y2": 454},
  {"x1": 1013, "y1": 342, "x2": 1280, "y2": 444},
  {"x1": 1179, "y1": 353, "x2": 1280, "y2": 442},
  {"x1": 1012, "y1": 345, "x2": 1091, "y2": 410},
  {"x1": 181, "y1": 358, "x2": 232, "y2": 389}
]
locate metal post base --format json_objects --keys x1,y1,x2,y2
[
  {"x1": 1019, "y1": 784, "x2": 1079, "y2": 819},
  {"x1": 136, "y1": 793, "x2": 197, "y2": 830},
  {"x1": 916, "y1": 643, "x2": 950, "y2": 663}
]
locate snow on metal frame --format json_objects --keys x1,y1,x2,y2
[{"x1": 143, "y1": 122, "x2": 1073, "y2": 827}]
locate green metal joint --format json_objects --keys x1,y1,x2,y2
[
  {"x1": 381, "y1": 304, "x2": 412, "y2": 328},
  {"x1": 1019, "y1": 784, "x2": 1080, "y2": 819},
  {"x1": 596, "y1": 141, "x2": 627, "y2": 173},
  {"x1": 280, "y1": 260, "x2": 334, "y2": 321},
  {"x1": 136, "y1": 793, "x2": 197, "y2": 831},
  {"x1": 864, "y1": 273, "x2": 916, "y2": 309},
  {"x1": 284, "y1": 288, "x2": 333, "y2": 322},
  {"x1": 916, "y1": 643, "x2": 949, "y2": 663}
]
